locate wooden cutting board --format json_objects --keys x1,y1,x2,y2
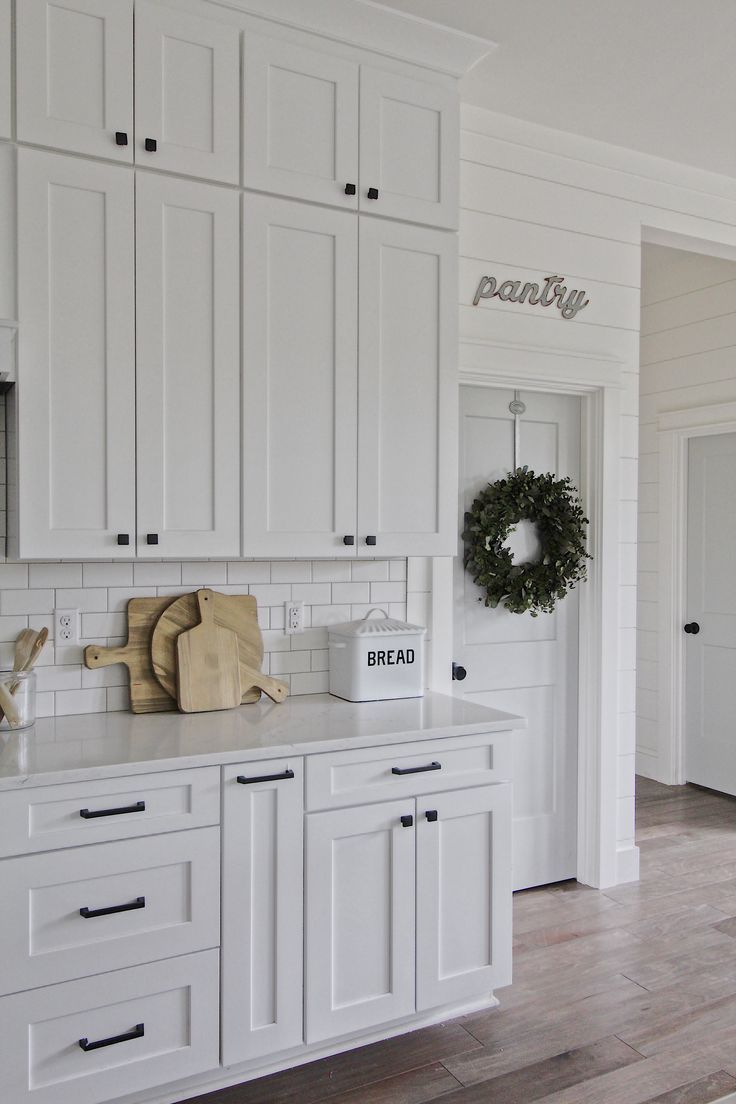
[
  {"x1": 176, "y1": 590, "x2": 242, "y2": 713},
  {"x1": 84, "y1": 596, "x2": 179, "y2": 714},
  {"x1": 151, "y1": 590, "x2": 263, "y2": 704}
]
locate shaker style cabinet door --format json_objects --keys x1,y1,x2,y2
[
  {"x1": 357, "y1": 219, "x2": 458, "y2": 557},
  {"x1": 305, "y1": 800, "x2": 416, "y2": 1043},
  {"x1": 0, "y1": 0, "x2": 11, "y2": 139},
  {"x1": 416, "y1": 784, "x2": 512, "y2": 1011},
  {"x1": 135, "y1": 174, "x2": 240, "y2": 558},
  {"x1": 135, "y1": 1, "x2": 240, "y2": 184},
  {"x1": 359, "y1": 66, "x2": 459, "y2": 229},
  {"x1": 16, "y1": 0, "x2": 133, "y2": 161},
  {"x1": 15, "y1": 150, "x2": 135, "y2": 559},
  {"x1": 221, "y1": 760, "x2": 304, "y2": 1066},
  {"x1": 242, "y1": 194, "x2": 358, "y2": 558},
  {"x1": 243, "y1": 32, "x2": 359, "y2": 207}
]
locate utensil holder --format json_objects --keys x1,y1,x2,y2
[{"x1": 0, "y1": 669, "x2": 37, "y2": 730}]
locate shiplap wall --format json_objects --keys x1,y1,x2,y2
[{"x1": 637, "y1": 244, "x2": 736, "y2": 780}]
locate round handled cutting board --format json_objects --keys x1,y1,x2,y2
[{"x1": 151, "y1": 590, "x2": 263, "y2": 704}]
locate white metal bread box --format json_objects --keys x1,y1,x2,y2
[{"x1": 328, "y1": 609, "x2": 426, "y2": 702}]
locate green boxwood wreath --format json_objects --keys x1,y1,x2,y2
[{"x1": 462, "y1": 466, "x2": 591, "y2": 616}]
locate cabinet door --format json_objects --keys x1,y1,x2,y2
[
  {"x1": 16, "y1": 150, "x2": 135, "y2": 559},
  {"x1": 416, "y1": 784, "x2": 512, "y2": 1011},
  {"x1": 222, "y1": 760, "x2": 303, "y2": 1065},
  {"x1": 16, "y1": 0, "x2": 133, "y2": 161},
  {"x1": 243, "y1": 194, "x2": 358, "y2": 557},
  {"x1": 359, "y1": 67, "x2": 458, "y2": 229},
  {"x1": 136, "y1": 174, "x2": 240, "y2": 558},
  {"x1": 0, "y1": 0, "x2": 11, "y2": 139},
  {"x1": 358, "y1": 219, "x2": 458, "y2": 557},
  {"x1": 135, "y1": 1, "x2": 239, "y2": 184},
  {"x1": 305, "y1": 800, "x2": 415, "y2": 1043},
  {"x1": 243, "y1": 32, "x2": 359, "y2": 208}
]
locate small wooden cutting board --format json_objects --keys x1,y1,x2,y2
[
  {"x1": 176, "y1": 590, "x2": 242, "y2": 713},
  {"x1": 84, "y1": 596, "x2": 178, "y2": 714}
]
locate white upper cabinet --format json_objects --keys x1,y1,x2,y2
[
  {"x1": 243, "y1": 33, "x2": 359, "y2": 207},
  {"x1": 16, "y1": 0, "x2": 134, "y2": 161},
  {"x1": 358, "y1": 218, "x2": 458, "y2": 557},
  {"x1": 15, "y1": 150, "x2": 135, "y2": 559},
  {"x1": 242, "y1": 194, "x2": 359, "y2": 558},
  {"x1": 359, "y1": 67, "x2": 458, "y2": 229},
  {"x1": 0, "y1": 0, "x2": 11, "y2": 139},
  {"x1": 135, "y1": 2, "x2": 240, "y2": 184},
  {"x1": 135, "y1": 174, "x2": 240, "y2": 558}
]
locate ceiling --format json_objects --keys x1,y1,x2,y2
[{"x1": 375, "y1": 0, "x2": 736, "y2": 179}]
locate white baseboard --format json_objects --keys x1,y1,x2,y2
[{"x1": 616, "y1": 843, "x2": 640, "y2": 884}]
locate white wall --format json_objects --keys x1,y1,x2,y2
[{"x1": 637, "y1": 244, "x2": 736, "y2": 780}]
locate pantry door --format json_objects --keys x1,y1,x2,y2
[{"x1": 453, "y1": 387, "x2": 580, "y2": 890}]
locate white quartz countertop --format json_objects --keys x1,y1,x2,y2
[{"x1": 0, "y1": 693, "x2": 524, "y2": 791}]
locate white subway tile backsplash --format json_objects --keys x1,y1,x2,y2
[
  {"x1": 351, "y1": 560, "x2": 389, "y2": 582},
  {"x1": 0, "y1": 564, "x2": 29, "y2": 588},
  {"x1": 291, "y1": 671, "x2": 329, "y2": 695},
  {"x1": 82, "y1": 612, "x2": 128, "y2": 638},
  {"x1": 331, "y1": 582, "x2": 370, "y2": 605},
  {"x1": 310, "y1": 604, "x2": 351, "y2": 627},
  {"x1": 227, "y1": 561, "x2": 270, "y2": 583},
  {"x1": 249, "y1": 584, "x2": 292, "y2": 605},
  {"x1": 312, "y1": 561, "x2": 351, "y2": 583},
  {"x1": 370, "y1": 581, "x2": 406, "y2": 603},
  {"x1": 270, "y1": 561, "x2": 312, "y2": 583},
  {"x1": 133, "y1": 563, "x2": 182, "y2": 586},
  {"x1": 56, "y1": 588, "x2": 108, "y2": 612},
  {"x1": 290, "y1": 582, "x2": 331, "y2": 604},
  {"x1": 270, "y1": 650, "x2": 311, "y2": 675},
  {"x1": 55, "y1": 688, "x2": 107, "y2": 715},
  {"x1": 311, "y1": 649, "x2": 329, "y2": 672},
  {"x1": 297, "y1": 627, "x2": 329, "y2": 650},
  {"x1": 36, "y1": 691, "x2": 55, "y2": 717},
  {"x1": 106, "y1": 587, "x2": 157, "y2": 611},
  {"x1": 0, "y1": 615, "x2": 28, "y2": 641},
  {"x1": 1, "y1": 589, "x2": 54, "y2": 615},
  {"x1": 29, "y1": 563, "x2": 83, "y2": 588},
  {"x1": 181, "y1": 563, "x2": 228, "y2": 585},
  {"x1": 389, "y1": 560, "x2": 407, "y2": 581},
  {"x1": 106, "y1": 686, "x2": 130, "y2": 711},
  {"x1": 82, "y1": 563, "x2": 134, "y2": 587},
  {"x1": 36, "y1": 665, "x2": 82, "y2": 692}
]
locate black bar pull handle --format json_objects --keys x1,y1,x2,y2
[
  {"x1": 79, "y1": 1023, "x2": 144, "y2": 1052},
  {"x1": 80, "y1": 800, "x2": 145, "y2": 820},
  {"x1": 237, "y1": 769, "x2": 295, "y2": 785},
  {"x1": 400, "y1": 814, "x2": 413, "y2": 828},
  {"x1": 392, "y1": 761, "x2": 441, "y2": 776},
  {"x1": 80, "y1": 896, "x2": 145, "y2": 920}
]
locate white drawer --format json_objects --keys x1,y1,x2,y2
[
  {"x1": 0, "y1": 950, "x2": 219, "y2": 1104},
  {"x1": 0, "y1": 826, "x2": 220, "y2": 996},
  {"x1": 0, "y1": 766, "x2": 220, "y2": 857},
  {"x1": 305, "y1": 732, "x2": 512, "y2": 811}
]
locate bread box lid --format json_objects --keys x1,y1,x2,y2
[{"x1": 328, "y1": 608, "x2": 426, "y2": 639}]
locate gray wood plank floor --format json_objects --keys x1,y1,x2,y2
[{"x1": 182, "y1": 777, "x2": 736, "y2": 1104}]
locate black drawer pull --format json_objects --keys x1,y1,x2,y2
[
  {"x1": 237, "y1": 769, "x2": 295, "y2": 785},
  {"x1": 80, "y1": 896, "x2": 145, "y2": 920},
  {"x1": 391, "y1": 762, "x2": 441, "y2": 776},
  {"x1": 79, "y1": 1023, "x2": 144, "y2": 1052},
  {"x1": 80, "y1": 800, "x2": 145, "y2": 819}
]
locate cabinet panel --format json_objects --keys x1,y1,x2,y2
[
  {"x1": 135, "y1": 174, "x2": 240, "y2": 558},
  {"x1": 135, "y1": 1, "x2": 240, "y2": 184},
  {"x1": 360, "y1": 67, "x2": 458, "y2": 229},
  {"x1": 358, "y1": 219, "x2": 457, "y2": 556},
  {"x1": 243, "y1": 194, "x2": 358, "y2": 557},
  {"x1": 243, "y1": 32, "x2": 359, "y2": 207},
  {"x1": 16, "y1": 0, "x2": 133, "y2": 161},
  {"x1": 305, "y1": 799, "x2": 415, "y2": 1043},
  {"x1": 0, "y1": 0, "x2": 11, "y2": 139},
  {"x1": 15, "y1": 150, "x2": 135, "y2": 559},
  {"x1": 416, "y1": 784, "x2": 512, "y2": 1010},
  {"x1": 222, "y1": 760, "x2": 304, "y2": 1065}
]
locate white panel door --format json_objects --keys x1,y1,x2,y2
[
  {"x1": 135, "y1": 173, "x2": 240, "y2": 558},
  {"x1": 305, "y1": 800, "x2": 415, "y2": 1043},
  {"x1": 243, "y1": 32, "x2": 359, "y2": 207},
  {"x1": 221, "y1": 760, "x2": 304, "y2": 1066},
  {"x1": 243, "y1": 194, "x2": 358, "y2": 557},
  {"x1": 416, "y1": 784, "x2": 512, "y2": 1011},
  {"x1": 453, "y1": 388, "x2": 580, "y2": 890},
  {"x1": 16, "y1": 150, "x2": 135, "y2": 559},
  {"x1": 135, "y1": 1, "x2": 240, "y2": 184},
  {"x1": 16, "y1": 0, "x2": 133, "y2": 161},
  {"x1": 359, "y1": 67, "x2": 458, "y2": 230},
  {"x1": 0, "y1": 0, "x2": 11, "y2": 139},
  {"x1": 358, "y1": 218, "x2": 457, "y2": 557},
  {"x1": 686, "y1": 433, "x2": 736, "y2": 795}
]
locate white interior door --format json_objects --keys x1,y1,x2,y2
[
  {"x1": 453, "y1": 387, "x2": 580, "y2": 890},
  {"x1": 685, "y1": 433, "x2": 736, "y2": 794}
]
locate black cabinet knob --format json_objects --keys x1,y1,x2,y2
[
  {"x1": 426, "y1": 810, "x2": 438, "y2": 822},
  {"x1": 400, "y1": 814, "x2": 414, "y2": 828},
  {"x1": 343, "y1": 535, "x2": 355, "y2": 546},
  {"x1": 367, "y1": 187, "x2": 379, "y2": 200},
  {"x1": 452, "y1": 663, "x2": 467, "y2": 681},
  {"x1": 684, "y1": 622, "x2": 700, "y2": 635},
  {"x1": 344, "y1": 183, "x2": 356, "y2": 195},
  {"x1": 365, "y1": 535, "x2": 377, "y2": 546},
  {"x1": 146, "y1": 533, "x2": 159, "y2": 545},
  {"x1": 144, "y1": 138, "x2": 157, "y2": 152},
  {"x1": 115, "y1": 131, "x2": 128, "y2": 146},
  {"x1": 116, "y1": 533, "x2": 130, "y2": 546}
]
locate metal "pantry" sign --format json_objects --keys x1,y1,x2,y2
[{"x1": 473, "y1": 273, "x2": 590, "y2": 320}]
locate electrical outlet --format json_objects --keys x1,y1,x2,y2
[
  {"x1": 284, "y1": 600, "x2": 304, "y2": 635},
  {"x1": 54, "y1": 608, "x2": 79, "y2": 646}
]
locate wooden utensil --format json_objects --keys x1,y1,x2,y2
[
  {"x1": 84, "y1": 597, "x2": 179, "y2": 714},
  {"x1": 0, "y1": 627, "x2": 49, "y2": 724},
  {"x1": 239, "y1": 662, "x2": 288, "y2": 703},
  {"x1": 0, "y1": 680, "x2": 21, "y2": 727},
  {"x1": 12, "y1": 629, "x2": 38, "y2": 676},
  {"x1": 176, "y1": 590, "x2": 242, "y2": 713},
  {"x1": 151, "y1": 591, "x2": 262, "y2": 704}
]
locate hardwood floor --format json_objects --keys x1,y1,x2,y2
[{"x1": 183, "y1": 778, "x2": 736, "y2": 1104}]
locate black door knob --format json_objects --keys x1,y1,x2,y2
[
  {"x1": 365, "y1": 535, "x2": 377, "y2": 546},
  {"x1": 425, "y1": 810, "x2": 438, "y2": 822},
  {"x1": 452, "y1": 663, "x2": 467, "y2": 681},
  {"x1": 146, "y1": 533, "x2": 159, "y2": 545},
  {"x1": 344, "y1": 183, "x2": 356, "y2": 195},
  {"x1": 343, "y1": 535, "x2": 355, "y2": 546},
  {"x1": 367, "y1": 187, "x2": 379, "y2": 200},
  {"x1": 144, "y1": 138, "x2": 157, "y2": 152},
  {"x1": 115, "y1": 131, "x2": 128, "y2": 146},
  {"x1": 684, "y1": 622, "x2": 700, "y2": 635},
  {"x1": 116, "y1": 533, "x2": 130, "y2": 546},
  {"x1": 400, "y1": 814, "x2": 414, "y2": 828}
]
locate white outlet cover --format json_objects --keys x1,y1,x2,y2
[
  {"x1": 54, "y1": 608, "x2": 79, "y2": 646},
  {"x1": 284, "y1": 600, "x2": 304, "y2": 635}
]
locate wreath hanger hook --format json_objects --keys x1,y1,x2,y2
[{"x1": 508, "y1": 390, "x2": 526, "y2": 470}]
